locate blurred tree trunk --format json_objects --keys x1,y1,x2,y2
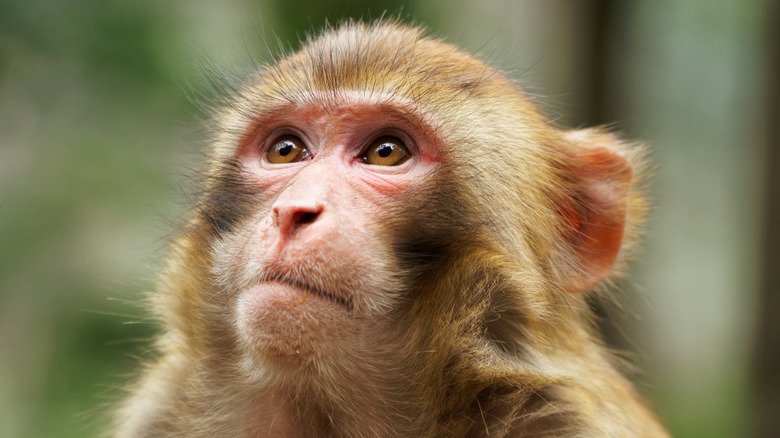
[
  {"x1": 754, "y1": 1, "x2": 780, "y2": 436},
  {"x1": 580, "y1": 0, "x2": 635, "y2": 353},
  {"x1": 582, "y1": 0, "x2": 616, "y2": 127}
]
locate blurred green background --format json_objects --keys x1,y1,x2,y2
[{"x1": 1, "y1": 0, "x2": 777, "y2": 437}]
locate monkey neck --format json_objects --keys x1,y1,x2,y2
[
  {"x1": 241, "y1": 327, "x2": 593, "y2": 437},
  {"x1": 240, "y1": 354, "x2": 423, "y2": 437}
]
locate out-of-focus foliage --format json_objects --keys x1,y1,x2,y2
[
  {"x1": 0, "y1": 1, "x2": 201, "y2": 436},
  {"x1": 0, "y1": 1, "x2": 771, "y2": 437}
]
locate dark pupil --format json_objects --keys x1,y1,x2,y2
[
  {"x1": 377, "y1": 144, "x2": 393, "y2": 158},
  {"x1": 278, "y1": 142, "x2": 293, "y2": 156}
]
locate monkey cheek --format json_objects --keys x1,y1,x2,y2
[{"x1": 234, "y1": 283, "x2": 353, "y2": 368}]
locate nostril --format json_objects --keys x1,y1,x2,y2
[
  {"x1": 274, "y1": 204, "x2": 323, "y2": 236},
  {"x1": 294, "y1": 211, "x2": 319, "y2": 226}
]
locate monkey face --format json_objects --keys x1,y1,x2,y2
[{"x1": 207, "y1": 92, "x2": 445, "y2": 370}]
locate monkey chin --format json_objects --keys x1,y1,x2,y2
[{"x1": 234, "y1": 281, "x2": 355, "y2": 372}]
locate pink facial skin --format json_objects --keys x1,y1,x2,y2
[{"x1": 221, "y1": 95, "x2": 445, "y2": 368}]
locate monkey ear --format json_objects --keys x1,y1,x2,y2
[{"x1": 558, "y1": 129, "x2": 633, "y2": 293}]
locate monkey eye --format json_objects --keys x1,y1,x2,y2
[
  {"x1": 266, "y1": 135, "x2": 309, "y2": 164},
  {"x1": 361, "y1": 136, "x2": 409, "y2": 166}
]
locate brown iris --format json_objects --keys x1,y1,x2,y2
[
  {"x1": 267, "y1": 135, "x2": 308, "y2": 164},
  {"x1": 362, "y1": 136, "x2": 409, "y2": 166}
]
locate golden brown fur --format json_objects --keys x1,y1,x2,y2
[{"x1": 115, "y1": 21, "x2": 667, "y2": 437}]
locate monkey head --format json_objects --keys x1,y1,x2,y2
[{"x1": 123, "y1": 21, "x2": 663, "y2": 438}]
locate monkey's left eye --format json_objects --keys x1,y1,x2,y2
[
  {"x1": 267, "y1": 135, "x2": 309, "y2": 164},
  {"x1": 361, "y1": 136, "x2": 409, "y2": 166}
]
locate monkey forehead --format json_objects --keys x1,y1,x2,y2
[
  {"x1": 265, "y1": 89, "x2": 443, "y2": 137},
  {"x1": 249, "y1": 88, "x2": 428, "y2": 121},
  {"x1": 287, "y1": 89, "x2": 425, "y2": 118}
]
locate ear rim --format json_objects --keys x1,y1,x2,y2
[{"x1": 559, "y1": 131, "x2": 634, "y2": 293}]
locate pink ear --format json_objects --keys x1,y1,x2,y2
[{"x1": 560, "y1": 131, "x2": 633, "y2": 293}]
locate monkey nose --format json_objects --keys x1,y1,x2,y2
[{"x1": 272, "y1": 203, "x2": 323, "y2": 238}]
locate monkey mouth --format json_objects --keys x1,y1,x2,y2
[{"x1": 262, "y1": 275, "x2": 353, "y2": 310}]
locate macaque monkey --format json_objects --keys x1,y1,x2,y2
[{"x1": 116, "y1": 21, "x2": 668, "y2": 437}]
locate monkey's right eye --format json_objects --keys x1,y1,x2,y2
[{"x1": 266, "y1": 135, "x2": 309, "y2": 164}]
